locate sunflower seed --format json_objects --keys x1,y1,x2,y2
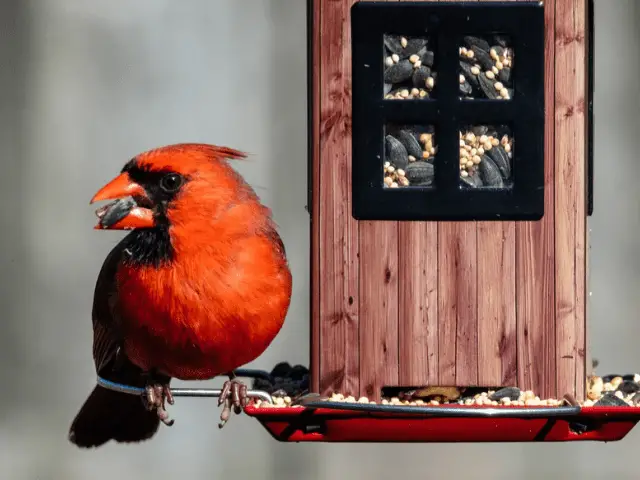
[
  {"x1": 412, "y1": 65, "x2": 431, "y2": 88},
  {"x1": 459, "y1": 62, "x2": 480, "y2": 89},
  {"x1": 384, "y1": 35, "x2": 404, "y2": 55},
  {"x1": 478, "y1": 74, "x2": 500, "y2": 99},
  {"x1": 594, "y1": 392, "x2": 628, "y2": 407},
  {"x1": 471, "y1": 46, "x2": 494, "y2": 71},
  {"x1": 498, "y1": 67, "x2": 511, "y2": 84},
  {"x1": 404, "y1": 38, "x2": 428, "y2": 56},
  {"x1": 384, "y1": 60, "x2": 413, "y2": 84},
  {"x1": 487, "y1": 145, "x2": 511, "y2": 180},
  {"x1": 385, "y1": 135, "x2": 409, "y2": 169},
  {"x1": 479, "y1": 155, "x2": 504, "y2": 187},
  {"x1": 459, "y1": 81, "x2": 473, "y2": 96},
  {"x1": 489, "y1": 387, "x2": 521, "y2": 402},
  {"x1": 396, "y1": 130, "x2": 423, "y2": 159},
  {"x1": 405, "y1": 161, "x2": 435, "y2": 185},
  {"x1": 463, "y1": 36, "x2": 491, "y2": 52},
  {"x1": 419, "y1": 48, "x2": 435, "y2": 67}
]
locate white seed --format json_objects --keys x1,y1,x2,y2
[
  {"x1": 426, "y1": 77, "x2": 435, "y2": 89},
  {"x1": 408, "y1": 155, "x2": 416, "y2": 162},
  {"x1": 496, "y1": 61, "x2": 504, "y2": 70},
  {"x1": 461, "y1": 170, "x2": 469, "y2": 177},
  {"x1": 391, "y1": 53, "x2": 400, "y2": 63},
  {"x1": 500, "y1": 88, "x2": 509, "y2": 99},
  {"x1": 470, "y1": 148, "x2": 477, "y2": 156},
  {"x1": 400, "y1": 89, "x2": 410, "y2": 98},
  {"x1": 504, "y1": 143, "x2": 511, "y2": 153},
  {"x1": 461, "y1": 46, "x2": 468, "y2": 55},
  {"x1": 383, "y1": 161, "x2": 391, "y2": 168},
  {"x1": 459, "y1": 74, "x2": 466, "y2": 84},
  {"x1": 459, "y1": 139, "x2": 466, "y2": 147},
  {"x1": 501, "y1": 135, "x2": 509, "y2": 145},
  {"x1": 396, "y1": 168, "x2": 405, "y2": 177},
  {"x1": 400, "y1": 37, "x2": 408, "y2": 48},
  {"x1": 491, "y1": 137, "x2": 499, "y2": 146},
  {"x1": 494, "y1": 81, "x2": 504, "y2": 91},
  {"x1": 419, "y1": 89, "x2": 428, "y2": 98},
  {"x1": 490, "y1": 48, "x2": 498, "y2": 60},
  {"x1": 387, "y1": 165, "x2": 395, "y2": 173},
  {"x1": 486, "y1": 70, "x2": 495, "y2": 80},
  {"x1": 477, "y1": 147, "x2": 484, "y2": 155},
  {"x1": 430, "y1": 146, "x2": 436, "y2": 155},
  {"x1": 479, "y1": 134, "x2": 488, "y2": 143},
  {"x1": 483, "y1": 141, "x2": 492, "y2": 151},
  {"x1": 390, "y1": 182, "x2": 399, "y2": 188},
  {"x1": 472, "y1": 155, "x2": 481, "y2": 164},
  {"x1": 385, "y1": 56, "x2": 394, "y2": 67},
  {"x1": 399, "y1": 177, "x2": 410, "y2": 186},
  {"x1": 466, "y1": 160, "x2": 474, "y2": 168},
  {"x1": 410, "y1": 88, "x2": 420, "y2": 97},
  {"x1": 409, "y1": 54, "x2": 419, "y2": 63},
  {"x1": 465, "y1": 133, "x2": 475, "y2": 143},
  {"x1": 471, "y1": 66, "x2": 480, "y2": 75},
  {"x1": 466, "y1": 50, "x2": 474, "y2": 59},
  {"x1": 492, "y1": 66, "x2": 499, "y2": 75},
  {"x1": 384, "y1": 176, "x2": 393, "y2": 186},
  {"x1": 413, "y1": 60, "x2": 422, "y2": 68}
]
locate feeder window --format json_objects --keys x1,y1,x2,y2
[{"x1": 351, "y1": 2, "x2": 545, "y2": 221}]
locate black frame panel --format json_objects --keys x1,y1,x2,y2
[{"x1": 351, "y1": 1, "x2": 545, "y2": 221}]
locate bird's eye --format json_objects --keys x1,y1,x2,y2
[{"x1": 160, "y1": 173, "x2": 183, "y2": 193}]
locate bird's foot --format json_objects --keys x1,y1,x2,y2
[
  {"x1": 217, "y1": 378, "x2": 248, "y2": 429},
  {"x1": 142, "y1": 383, "x2": 175, "y2": 427}
]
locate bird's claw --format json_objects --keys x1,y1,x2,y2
[
  {"x1": 217, "y1": 379, "x2": 248, "y2": 429},
  {"x1": 142, "y1": 383, "x2": 175, "y2": 427}
]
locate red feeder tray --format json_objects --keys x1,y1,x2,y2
[{"x1": 245, "y1": 402, "x2": 640, "y2": 443}]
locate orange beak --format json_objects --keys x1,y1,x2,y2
[{"x1": 90, "y1": 173, "x2": 155, "y2": 230}]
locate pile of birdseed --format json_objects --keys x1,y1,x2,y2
[
  {"x1": 383, "y1": 34, "x2": 436, "y2": 100},
  {"x1": 459, "y1": 125, "x2": 513, "y2": 189},
  {"x1": 459, "y1": 35, "x2": 513, "y2": 100},
  {"x1": 251, "y1": 373, "x2": 640, "y2": 409}
]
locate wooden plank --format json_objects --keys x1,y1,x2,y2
[
  {"x1": 516, "y1": 0, "x2": 557, "y2": 400},
  {"x1": 359, "y1": 221, "x2": 399, "y2": 401},
  {"x1": 438, "y1": 222, "x2": 478, "y2": 386},
  {"x1": 432, "y1": 0, "x2": 478, "y2": 388},
  {"x1": 477, "y1": 222, "x2": 516, "y2": 386},
  {"x1": 473, "y1": 1, "x2": 517, "y2": 389},
  {"x1": 397, "y1": 0, "x2": 439, "y2": 388},
  {"x1": 554, "y1": 0, "x2": 587, "y2": 400},
  {"x1": 317, "y1": 0, "x2": 360, "y2": 397},
  {"x1": 358, "y1": 0, "x2": 399, "y2": 402},
  {"x1": 310, "y1": 0, "x2": 321, "y2": 395},
  {"x1": 398, "y1": 222, "x2": 439, "y2": 386}
]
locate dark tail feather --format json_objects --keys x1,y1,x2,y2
[{"x1": 69, "y1": 384, "x2": 160, "y2": 448}]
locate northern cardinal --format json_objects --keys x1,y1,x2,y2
[{"x1": 69, "y1": 143, "x2": 292, "y2": 448}]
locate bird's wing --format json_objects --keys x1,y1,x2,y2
[{"x1": 91, "y1": 236, "x2": 129, "y2": 376}]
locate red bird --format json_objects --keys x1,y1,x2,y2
[{"x1": 69, "y1": 143, "x2": 292, "y2": 447}]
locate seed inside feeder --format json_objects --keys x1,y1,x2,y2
[
  {"x1": 458, "y1": 34, "x2": 514, "y2": 100},
  {"x1": 383, "y1": 34, "x2": 437, "y2": 100},
  {"x1": 459, "y1": 124, "x2": 514, "y2": 190},
  {"x1": 382, "y1": 125, "x2": 437, "y2": 189}
]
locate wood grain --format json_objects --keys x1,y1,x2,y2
[
  {"x1": 398, "y1": 222, "x2": 439, "y2": 386},
  {"x1": 359, "y1": 221, "x2": 399, "y2": 401},
  {"x1": 516, "y1": 0, "x2": 557, "y2": 400},
  {"x1": 317, "y1": 0, "x2": 360, "y2": 397},
  {"x1": 397, "y1": 0, "x2": 439, "y2": 389},
  {"x1": 435, "y1": 0, "x2": 479, "y2": 388},
  {"x1": 438, "y1": 222, "x2": 478, "y2": 385},
  {"x1": 474, "y1": 0, "x2": 517, "y2": 389},
  {"x1": 554, "y1": 0, "x2": 587, "y2": 400},
  {"x1": 310, "y1": 0, "x2": 321, "y2": 395},
  {"x1": 358, "y1": 0, "x2": 399, "y2": 402}
]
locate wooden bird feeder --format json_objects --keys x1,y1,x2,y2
[{"x1": 245, "y1": 0, "x2": 640, "y2": 442}]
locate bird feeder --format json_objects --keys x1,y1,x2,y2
[{"x1": 243, "y1": 0, "x2": 640, "y2": 443}]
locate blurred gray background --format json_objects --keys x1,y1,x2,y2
[{"x1": 0, "y1": 0, "x2": 637, "y2": 479}]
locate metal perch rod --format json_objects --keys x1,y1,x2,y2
[{"x1": 96, "y1": 371, "x2": 274, "y2": 404}]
